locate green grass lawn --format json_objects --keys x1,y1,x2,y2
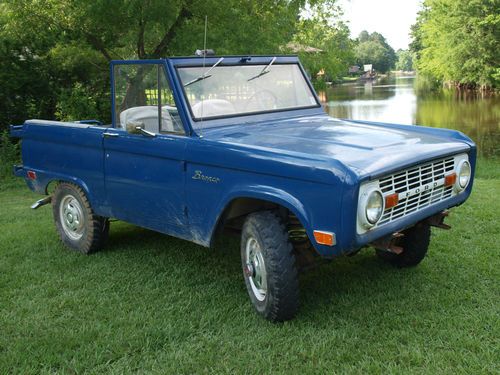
[{"x1": 1, "y1": 175, "x2": 499, "y2": 374}]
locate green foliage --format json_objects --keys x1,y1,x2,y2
[
  {"x1": 411, "y1": 0, "x2": 500, "y2": 89},
  {"x1": 0, "y1": 131, "x2": 19, "y2": 182},
  {"x1": 0, "y1": 13, "x2": 55, "y2": 128},
  {"x1": 414, "y1": 73, "x2": 442, "y2": 93},
  {"x1": 290, "y1": 3, "x2": 354, "y2": 81},
  {"x1": 55, "y1": 83, "x2": 107, "y2": 122},
  {"x1": 396, "y1": 49, "x2": 414, "y2": 71},
  {"x1": 0, "y1": 0, "x2": 349, "y2": 132},
  {"x1": 354, "y1": 31, "x2": 396, "y2": 73}
]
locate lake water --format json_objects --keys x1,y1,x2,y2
[{"x1": 319, "y1": 76, "x2": 499, "y2": 158}]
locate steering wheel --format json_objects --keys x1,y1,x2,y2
[{"x1": 244, "y1": 90, "x2": 278, "y2": 112}]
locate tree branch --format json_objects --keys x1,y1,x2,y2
[
  {"x1": 137, "y1": 18, "x2": 146, "y2": 59},
  {"x1": 85, "y1": 34, "x2": 112, "y2": 61},
  {"x1": 137, "y1": 1, "x2": 147, "y2": 59},
  {"x1": 151, "y1": 5, "x2": 193, "y2": 58}
]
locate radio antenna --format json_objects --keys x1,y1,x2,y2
[{"x1": 199, "y1": 15, "x2": 208, "y2": 138}]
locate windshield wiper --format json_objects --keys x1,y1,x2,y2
[
  {"x1": 247, "y1": 57, "x2": 276, "y2": 81},
  {"x1": 183, "y1": 57, "x2": 224, "y2": 87}
]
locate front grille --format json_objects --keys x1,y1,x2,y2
[{"x1": 377, "y1": 156, "x2": 455, "y2": 226}]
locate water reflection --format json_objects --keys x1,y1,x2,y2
[{"x1": 320, "y1": 76, "x2": 499, "y2": 158}]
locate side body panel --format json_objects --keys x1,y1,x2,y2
[
  {"x1": 14, "y1": 121, "x2": 109, "y2": 216},
  {"x1": 103, "y1": 130, "x2": 188, "y2": 236}
]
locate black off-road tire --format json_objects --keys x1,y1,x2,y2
[
  {"x1": 52, "y1": 182, "x2": 109, "y2": 254},
  {"x1": 241, "y1": 211, "x2": 299, "y2": 322},
  {"x1": 376, "y1": 223, "x2": 431, "y2": 267}
]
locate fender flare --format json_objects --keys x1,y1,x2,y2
[
  {"x1": 22, "y1": 167, "x2": 93, "y2": 201},
  {"x1": 208, "y1": 184, "x2": 312, "y2": 246}
]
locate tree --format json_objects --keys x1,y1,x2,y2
[
  {"x1": 354, "y1": 31, "x2": 396, "y2": 73},
  {"x1": 290, "y1": 3, "x2": 354, "y2": 81},
  {"x1": 411, "y1": 0, "x2": 499, "y2": 89},
  {"x1": 0, "y1": 0, "x2": 335, "y2": 129},
  {"x1": 3, "y1": 1, "x2": 306, "y2": 61},
  {"x1": 0, "y1": 4, "x2": 57, "y2": 128},
  {"x1": 358, "y1": 30, "x2": 370, "y2": 43},
  {"x1": 396, "y1": 49, "x2": 414, "y2": 71}
]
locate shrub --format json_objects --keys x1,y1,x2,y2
[{"x1": 0, "y1": 130, "x2": 20, "y2": 182}]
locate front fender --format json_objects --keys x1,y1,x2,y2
[
  {"x1": 223, "y1": 184, "x2": 309, "y2": 223},
  {"x1": 208, "y1": 184, "x2": 312, "y2": 247}
]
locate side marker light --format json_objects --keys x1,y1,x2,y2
[{"x1": 313, "y1": 231, "x2": 336, "y2": 246}]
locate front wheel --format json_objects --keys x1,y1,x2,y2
[
  {"x1": 241, "y1": 211, "x2": 299, "y2": 322},
  {"x1": 52, "y1": 182, "x2": 109, "y2": 254},
  {"x1": 376, "y1": 223, "x2": 431, "y2": 267}
]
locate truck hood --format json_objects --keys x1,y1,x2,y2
[{"x1": 204, "y1": 114, "x2": 472, "y2": 178}]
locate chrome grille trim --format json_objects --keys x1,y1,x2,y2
[
  {"x1": 357, "y1": 153, "x2": 469, "y2": 234},
  {"x1": 379, "y1": 185, "x2": 453, "y2": 225},
  {"x1": 379, "y1": 157, "x2": 454, "y2": 195},
  {"x1": 378, "y1": 157, "x2": 455, "y2": 225}
]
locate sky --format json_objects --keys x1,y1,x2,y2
[{"x1": 339, "y1": 0, "x2": 422, "y2": 50}]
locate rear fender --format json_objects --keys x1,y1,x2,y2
[{"x1": 18, "y1": 166, "x2": 92, "y2": 201}]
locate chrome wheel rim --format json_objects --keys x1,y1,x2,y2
[
  {"x1": 245, "y1": 237, "x2": 267, "y2": 301},
  {"x1": 59, "y1": 195, "x2": 85, "y2": 241}
]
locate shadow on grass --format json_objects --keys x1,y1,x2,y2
[{"x1": 99, "y1": 221, "x2": 426, "y2": 323}]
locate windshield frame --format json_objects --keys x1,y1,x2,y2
[{"x1": 174, "y1": 59, "x2": 321, "y2": 122}]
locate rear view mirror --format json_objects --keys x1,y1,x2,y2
[
  {"x1": 126, "y1": 121, "x2": 144, "y2": 134},
  {"x1": 126, "y1": 121, "x2": 156, "y2": 138}
]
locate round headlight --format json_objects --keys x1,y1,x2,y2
[
  {"x1": 457, "y1": 160, "x2": 471, "y2": 189},
  {"x1": 365, "y1": 190, "x2": 384, "y2": 224}
]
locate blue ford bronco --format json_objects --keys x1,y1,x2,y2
[{"x1": 10, "y1": 55, "x2": 476, "y2": 321}]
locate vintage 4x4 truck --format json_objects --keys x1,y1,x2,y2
[{"x1": 10, "y1": 56, "x2": 475, "y2": 321}]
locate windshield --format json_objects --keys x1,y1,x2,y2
[{"x1": 177, "y1": 63, "x2": 319, "y2": 122}]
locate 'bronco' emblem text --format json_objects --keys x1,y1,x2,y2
[{"x1": 192, "y1": 170, "x2": 221, "y2": 183}]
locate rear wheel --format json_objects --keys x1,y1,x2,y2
[
  {"x1": 52, "y1": 182, "x2": 109, "y2": 254},
  {"x1": 376, "y1": 223, "x2": 431, "y2": 267},
  {"x1": 241, "y1": 211, "x2": 299, "y2": 322}
]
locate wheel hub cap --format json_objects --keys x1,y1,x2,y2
[
  {"x1": 59, "y1": 195, "x2": 85, "y2": 240},
  {"x1": 245, "y1": 237, "x2": 267, "y2": 301},
  {"x1": 244, "y1": 263, "x2": 254, "y2": 277}
]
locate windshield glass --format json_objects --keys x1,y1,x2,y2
[{"x1": 177, "y1": 63, "x2": 319, "y2": 121}]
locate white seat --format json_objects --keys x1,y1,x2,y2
[
  {"x1": 191, "y1": 99, "x2": 235, "y2": 118},
  {"x1": 119, "y1": 106, "x2": 175, "y2": 133}
]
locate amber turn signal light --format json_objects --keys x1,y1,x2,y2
[
  {"x1": 384, "y1": 193, "x2": 399, "y2": 210},
  {"x1": 313, "y1": 230, "x2": 336, "y2": 246},
  {"x1": 444, "y1": 173, "x2": 457, "y2": 187}
]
